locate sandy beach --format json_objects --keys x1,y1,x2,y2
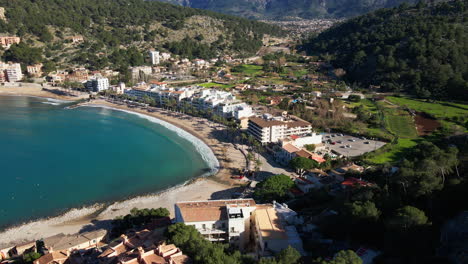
[
  {"x1": 0, "y1": 83, "x2": 89, "y2": 101},
  {"x1": 0, "y1": 90, "x2": 247, "y2": 248}
]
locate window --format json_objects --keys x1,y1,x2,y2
[
  {"x1": 231, "y1": 227, "x2": 235, "y2": 232},
  {"x1": 202, "y1": 224, "x2": 206, "y2": 230},
  {"x1": 212, "y1": 224, "x2": 216, "y2": 229}
]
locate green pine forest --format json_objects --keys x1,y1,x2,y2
[
  {"x1": 0, "y1": 0, "x2": 283, "y2": 70},
  {"x1": 302, "y1": 0, "x2": 468, "y2": 100}
]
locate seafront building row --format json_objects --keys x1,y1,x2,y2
[
  {"x1": 124, "y1": 83, "x2": 254, "y2": 120},
  {"x1": 0, "y1": 198, "x2": 304, "y2": 264}
]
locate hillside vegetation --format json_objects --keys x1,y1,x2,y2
[
  {"x1": 302, "y1": 0, "x2": 468, "y2": 100},
  {"x1": 0, "y1": 0, "x2": 283, "y2": 69},
  {"x1": 155, "y1": 0, "x2": 419, "y2": 19}
]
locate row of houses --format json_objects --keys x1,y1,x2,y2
[
  {"x1": 0, "y1": 229, "x2": 107, "y2": 262},
  {"x1": 1, "y1": 225, "x2": 191, "y2": 264},
  {"x1": 124, "y1": 85, "x2": 254, "y2": 120}
]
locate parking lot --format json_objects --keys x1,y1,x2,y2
[{"x1": 320, "y1": 133, "x2": 386, "y2": 157}]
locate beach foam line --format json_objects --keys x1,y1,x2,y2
[
  {"x1": 0, "y1": 204, "x2": 103, "y2": 246},
  {"x1": 41, "y1": 101, "x2": 61, "y2": 105},
  {"x1": 84, "y1": 104, "x2": 220, "y2": 172},
  {"x1": 45, "y1": 98, "x2": 71, "y2": 104}
]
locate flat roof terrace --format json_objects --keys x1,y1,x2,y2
[{"x1": 322, "y1": 133, "x2": 386, "y2": 157}]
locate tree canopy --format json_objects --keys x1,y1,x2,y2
[
  {"x1": 302, "y1": 0, "x2": 468, "y2": 100},
  {"x1": 254, "y1": 174, "x2": 294, "y2": 202},
  {"x1": 289, "y1": 157, "x2": 317, "y2": 176},
  {"x1": 386, "y1": 205, "x2": 429, "y2": 231}
]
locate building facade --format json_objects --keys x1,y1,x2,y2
[
  {"x1": 86, "y1": 77, "x2": 109, "y2": 92},
  {"x1": 174, "y1": 199, "x2": 304, "y2": 257},
  {"x1": 248, "y1": 116, "x2": 313, "y2": 144},
  {"x1": 26, "y1": 64, "x2": 43, "y2": 77},
  {"x1": 175, "y1": 199, "x2": 257, "y2": 250},
  {"x1": 149, "y1": 50, "x2": 160, "y2": 65},
  {"x1": 0, "y1": 62, "x2": 23, "y2": 82},
  {"x1": 0, "y1": 36, "x2": 20, "y2": 49}
]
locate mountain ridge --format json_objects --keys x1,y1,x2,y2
[{"x1": 153, "y1": 0, "x2": 420, "y2": 19}]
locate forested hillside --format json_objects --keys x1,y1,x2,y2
[
  {"x1": 155, "y1": 0, "x2": 418, "y2": 19},
  {"x1": 0, "y1": 0, "x2": 283, "y2": 69},
  {"x1": 301, "y1": 0, "x2": 468, "y2": 100}
]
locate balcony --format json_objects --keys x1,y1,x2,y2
[{"x1": 199, "y1": 228, "x2": 227, "y2": 235}]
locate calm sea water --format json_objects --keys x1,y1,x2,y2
[{"x1": 0, "y1": 96, "x2": 211, "y2": 229}]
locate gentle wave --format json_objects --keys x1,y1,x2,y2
[
  {"x1": 84, "y1": 104, "x2": 220, "y2": 171},
  {"x1": 0, "y1": 204, "x2": 103, "y2": 246},
  {"x1": 41, "y1": 102, "x2": 61, "y2": 105}
]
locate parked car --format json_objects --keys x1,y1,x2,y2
[{"x1": 364, "y1": 141, "x2": 370, "y2": 144}]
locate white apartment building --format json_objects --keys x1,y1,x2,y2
[
  {"x1": 125, "y1": 85, "x2": 198, "y2": 105},
  {"x1": 233, "y1": 104, "x2": 254, "y2": 120},
  {"x1": 191, "y1": 89, "x2": 236, "y2": 111},
  {"x1": 248, "y1": 115, "x2": 313, "y2": 144},
  {"x1": 0, "y1": 62, "x2": 23, "y2": 82},
  {"x1": 86, "y1": 77, "x2": 109, "y2": 92},
  {"x1": 149, "y1": 51, "x2": 160, "y2": 65},
  {"x1": 175, "y1": 199, "x2": 304, "y2": 256},
  {"x1": 161, "y1": 52, "x2": 171, "y2": 61},
  {"x1": 175, "y1": 199, "x2": 257, "y2": 249},
  {"x1": 215, "y1": 101, "x2": 253, "y2": 120}
]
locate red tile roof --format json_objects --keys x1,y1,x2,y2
[{"x1": 341, "y1": 177, "x2": 372, "y2": 187}]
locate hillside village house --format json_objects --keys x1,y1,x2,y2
[
  {"x1": 247, "y1": 114, "x2": 313, "y2": 144},
  {"x1": 97, "y1": 229, "x2": 190, "y2": 264},
  {"x1": 0, "y1": 62, "x2": 23, "y2": 82},
  {"x1": 0, "y1": 230, "x2": 108, "y2": 264},
  {"x1": 66, "y1": 35, "x2": 84, "y2": 44},
  {"x1": 0, "y1": 241, "x2": 36, "y2": 260},
  {"x1": 26, "y1": 64, "x2": 43, "y2": 77},
  {"x1": 130, "y1": 66, "x2": 153, "y2": 80},
  {"x1": 0, "y1": 36, "x2": 20, "y2": 49},
  {"x1": 0, "y1": 7, "x2": 6, "y2": 21},
  {"x1": 174, "y1": 199, "x2": 304, "y2": 256},
  {"x1": 275, "y1": 134, "x2": 324, "y2": 165}
]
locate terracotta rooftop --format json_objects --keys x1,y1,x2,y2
[
  {"x1": 176, "y1": 199, "x2": 256, "y2": 222},
  {"x1": 33, "y1": 251, "x2": 68, "y2": 264},
  {"x1": 283, "y1": 143, "x2": 300, "y2": 154},
  {"x1": 286, "y1": 120, "x2": 311, "y2": 128},
  {"x1": 170, "y1": 254, "x2": 192, "y2": 264},
  {"x1": 249, "y1": 117, "x2": 284, "y2": 128},
  {"x1": 295, "y1": 149, "x2": 313, "y2": 158},
  {"x1": 141, "y1": 253, "x2": 165, "y2": 264}
]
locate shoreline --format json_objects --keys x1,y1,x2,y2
[
  {"x1": 0, "y1": 92, "x2": 246, "y2": 248},
  {"x1": 0, "y1": 84, "x2": 89, "y2": 101}
]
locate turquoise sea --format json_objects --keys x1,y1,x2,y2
[{"x1": 0, "y1": 96, "x2": 215, "y2": 229}]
